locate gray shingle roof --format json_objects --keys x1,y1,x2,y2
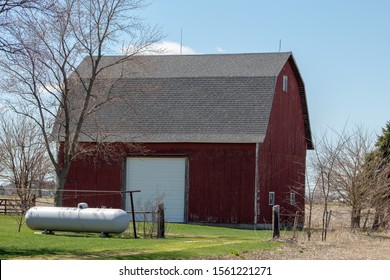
[
  {"x1": 77, "y1": 52, "x2": 292, "y2": 79},
  {"x1": 69, "y1": 52, "x2": 312, "y2": 147}
]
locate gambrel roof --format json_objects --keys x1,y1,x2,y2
[{"x1": 68, "y1": 52, "x2": 313, "y2": 149}]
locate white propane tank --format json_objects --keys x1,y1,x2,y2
[{"x1": 25, "y1": 203, "x2": 130, "y2": 234}]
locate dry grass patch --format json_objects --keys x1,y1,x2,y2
[
  {"x1": 211, "y1": 203, "x2": 390, "y2": 260},
  {"x1": 210, "y1": 230, "x2": 390, "y2": 260}
]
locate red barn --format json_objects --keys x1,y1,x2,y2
[{"x1": 62, "y1": 52, "x2": 313, "y2": 228}]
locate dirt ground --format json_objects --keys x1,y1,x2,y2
[
  {"x1": 221, "y1": 203, "x2": 390, "y2": 260},
  {"x1": 207, "y1": 227, "x2": 390, "y2": 260},
  {"x1": 241, "y1": 231, "x2": 390, "y2": 260}
]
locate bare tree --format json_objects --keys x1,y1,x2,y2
[
  {"x1": 330, "y1": 125, "x2": 375, "y2": 230},
  {"x1": 304, "y1": 153, "x2": 321, "y2": 241},
  {"x1": 0, "y1": 0, "x2": 162, "y2": 206},
  {"x1": 310, "y1": 131, "x2": 344, "y2": 240},
  {"x1": 0, "y1": 0, "x2": 39, "y2": 12},
  {"x1": 310, "y1": 125, "x2": 378, "y2": 234},
  {"x1": 0, "y1": 113, "x2": 52, "y2": 231},
  {"x1": 0, "y1": 0, "x2": 52, "y2": 53}
]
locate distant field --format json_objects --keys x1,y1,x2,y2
[{"x1": 305, "y1": 203, "x2": 352, "y2": 230}]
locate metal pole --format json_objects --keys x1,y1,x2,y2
[{"x1": 130, "y1": 192, "x2": 137, "y2": 239}]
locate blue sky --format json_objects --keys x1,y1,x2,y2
[{"x1": 139, "y1": 0, "x2": 390, "y2": 139}]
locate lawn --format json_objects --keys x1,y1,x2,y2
[{"x1": 0, "y1": 215, "x2": 278, "y2": 260}]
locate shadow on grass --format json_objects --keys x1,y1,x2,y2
[
  {"x1": 0, "y1": 247, "x2": 193, "y2": 260},
  {"x1": 105, "y1": 241, "x2": 279, "y2": 260},
  {"x1": 0, "y1": 248, "x2": 77, "y2": 259},
  {"x1": 0, "y1": 239, "x2": 280, "y2": 260},
  {"x1": 111, "y1": 250, "x2": 200, "y2": 260}
]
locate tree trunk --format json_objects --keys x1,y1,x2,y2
[
  {"x1": 307, "y1": 203, "x2": 313, "y2": 241},
  {"x1": 372, "y1": 212, "x2": 380, "y2": 231},
  {"x1": 322, "y1": 200, "x2": 328, "y2": 241},
  {"x1": 54, "y1": 170, "x2": 69, "y2": 207},
  {"x1": 351, "y1": 207, "x2": 361, "y2": 230},
  {"x1": 362, "y1": 209, "x2": 370, "y2": 231}
]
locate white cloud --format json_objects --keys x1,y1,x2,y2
[
  {"x1": 151, "y1": 40, "x2": 198, "y2": 55},
  {"x1": 121, "y1": 40, "x2": 198, "y2": 55},
  {"x1": 216, "y1": 46, "x2": 226, "y2": 53}
]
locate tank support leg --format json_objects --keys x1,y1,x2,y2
[{"x1": 99, "y1": 232, "x2": 110, "y2": 238}]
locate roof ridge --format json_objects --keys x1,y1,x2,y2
[
  {"x1": 76, "y1": 52, "x2": 292, "y2": 79},
  {"x1": 91, "y1": 51, "x2": 292, "y2": 58}
]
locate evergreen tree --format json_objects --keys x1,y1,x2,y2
[
  {"x1": 369, "y1": 120, "x2": 390, "y2": 230},
  {"x1": 376, "y1": 120, "x2": 390, "y2": 159}
]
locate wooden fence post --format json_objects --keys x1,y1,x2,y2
[
  {"x1": 272, "y1": 205, "x2": 280, "y2": 238},
  {"x1": 293, "y1": 211, "x2": 300, "y2": 239},
  {"x1": 157, "y1": 202, "x2": 165, "y2": 238}
]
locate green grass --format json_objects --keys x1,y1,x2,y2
[{"x1": 0, "y1": 215, "x2": 279, "y2": 260}]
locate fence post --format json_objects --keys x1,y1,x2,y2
[
  {"x1": 157, "y1": 202, "x2": 165, "y2": 238},
  {"x1": 129, "y1": 192, "x2": 137, "y2": 239},
  {"x1": 272, "y1": 205, "x2": 280, "y2": 238}
]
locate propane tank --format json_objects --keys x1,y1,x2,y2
[{"x1": 25, "y1": 203, "x2": 130, "y2": 235}]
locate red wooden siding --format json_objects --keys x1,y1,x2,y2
[
  {"x1": 179, "y1": 143, "x2": 256, "y2": 224},
  {"x1": 63, "y1": 143, "x2": 257, "y2": 224},
  {"x1": 257, "y1": 59, "x2": 307, "y2": 226},
  {"x1": 61, "y1": 58, "x2": 309, "y2": 227},
  {"x1": 63, "y1": 154, "x2": 123, "y2": 208}
]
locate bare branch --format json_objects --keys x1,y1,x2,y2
[{"x1": 0, "y1": 0, "x2": 163, "y2": 206}]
